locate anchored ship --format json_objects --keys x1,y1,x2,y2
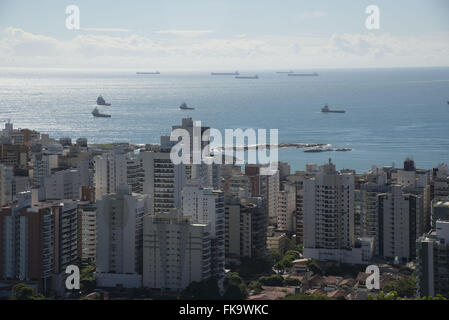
[
  {"x1": 321, "y1": 104, "x2": 345, "y2": 113},
  {"x1": 235, "y1": 75, "x2": 259, "y2": 79},
  {"x1": 288, "y1": 72, "x2": 318, "y2": 76},
  {"x1": 96, "y1": 95, "x2": 111, "y2": 106},
  {"x1": 180, "y1": 102, "x2": 195, "y2": 110},
  {"x1": 92, "y1": 107, "x2": 111, "y2": 117},
  {"x1": 136, "y1": 71, "x2": 160, "y2": 74},
  {"x1": 211, "y1": 71, "x2": 240, "y2": 75},
  {"x1": 276, "y1": 70, "x2": 294, "y2": 74}
]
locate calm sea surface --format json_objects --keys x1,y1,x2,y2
[{"x1": 1, "y1": 67, "x2": 448, "y2": 172}]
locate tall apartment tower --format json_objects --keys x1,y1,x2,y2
[
  {"x1": 303, "y1": 160, "x2": 355, "y2": 250},
  {"x1": 245, "y1": 164, "x2": 279, "y2": 227},
  {"x1": 432, "y1": 163, "x2": 449, "y2": 200},
  {"x1": 181, "y1": 182, "x2": 225, "y2": 279},
  {"x1": 126, "y1": 153, "x2": 144, "y2": 194},
  {"x1": 0, "y1": 164, "x2": 13, "y2": 206},
  {"x1": 96, "y1": 185, "x2": 150, "y2": 288},
  {"x1": 416, "y1": 220, "x2": 449, "y2": 297},
  {"x1": 286, "y1": 171, "x2": 315, "y2": 245},
  {"x1": 142, "y1": 209, "x2": 211, "y2": 292},
  {"x1": 224, "y1": 196, "x2": 266, "y2": 264},
  {"x1": 377, "y1": 185, "x2": 424, "y2": 262},
  {"x1": 360, "y1": 182, "x2": 391, "y2": 256},
  {"x1": 31, "y1": 153, "x2": 54, "y2": 188},
  {"x1": 139, "y1": 146, "x2": 186, "y2": 214},
  {"x1": 276, "y1": 182, "x2": 296, "y2": 234},
  {"x1": 78, "y1": 201, "x2": 97, "y2": 263},
  {"x1": 93, "y1": 150, "x2": 128, "y2": 199},
  {"x1": 302, "y1": 160, "x2": 373, "y2": 264},
  {"x1": 0, "y1": 194, "x2": 80, "y2": 294}
]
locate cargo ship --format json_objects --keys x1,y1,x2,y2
[
  {"x1": 288, "y1": 72, "x2": 318, "y2": 76},
  {"x1": 92, "y1": 107, "x2": 111, "y2": 118},
  {"x1": 276, "y1": 70, "x2": 294, "y2": 74},
  {"x1": 211, "y1": 71, "x2": 240, "y2": 75},
  {"x1": 235, "y1": 75, "x2": 259, "y2": 79},
  {"x1": 321, "y1": 104, "x2": 345, "y2": 113},
  {"x1": 136, "y1": 71, "x2": 160, "y2": 74},
  {"x1": 180, "y1": 102, "x2": 194, "y2": 110}
]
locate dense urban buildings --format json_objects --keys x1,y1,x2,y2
[{"x1": 0, "y1": 119, "x2": 447, "y2": 299}]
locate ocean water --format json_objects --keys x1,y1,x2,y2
[{"x1": 0, "y1": 67, "x2": 448, "y2": 173}]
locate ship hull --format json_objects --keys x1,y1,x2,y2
[
  {"x1": 321, "y1": 110, "x2": 345, "y2": 113},
  {"x1": 288, "y1": 73, "x2": 318, "y2": 76},
  {"x1": 211, "y1": 72, "x2": 239, "y2": 75},
  {"x1": 235, "y1": 76, "x2": 258, "y2": 79},
  {"x1": 93, "y1": 114, "x2": 111, "y2": 117}
]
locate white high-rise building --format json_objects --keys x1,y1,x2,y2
[
  {"x1": 302, "y1": 160, "x2": 372, "y2": 264},
  {"x1": 276, "y1": 182, "x2": 296, "y2": 234},
  {"x1": 142, "y1": 209, "x2": 211, "y2": 291},
  {"x1": 96, "y1": 185, "x2": 150, "y2": 288},
  {"x1": 303, "y1": 160, "x2": 355, "y2": 250},
  {"x1": 181, "y1": 182, "x2": 225, "y2": 279},
  {"x1": 139, "y1": 147, "x2": 186, "y2": 214},
  {"x1": 93, "y1": 151, "x2": 127, "y2": 199}
]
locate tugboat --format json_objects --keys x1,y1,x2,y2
[
  {"x1": 96, "y1": 95, "x2": 111, "y2": 106},
  {"x1": 92, "y1": 107, "x2": 111, "y2": 117},
  {"x1": 179, "y1": 102, "x2": 195, "y2": 110},
  {"x1": 321, "y1": 104, "x2": 345, "y2": 113}
]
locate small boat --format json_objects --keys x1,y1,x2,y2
[
  {"x1": 321, "y1": 104, "x2": 345, "y2": 113},
  {"x1": 92, "y1": 107, "x2": 111, "y2": 118},
  {"x1": 97, "y1": 95, "x2": 111, "y2": 106},
  {"x1": 235, "y1": 75, "x2": 259, "y2": 79},
  {"x1": 180, "y1": 102, "x2": 194, "y2": 110}
]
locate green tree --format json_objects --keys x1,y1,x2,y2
[
  {"x1": 179, "y1": 277, "x2": 221, "y2": 300},
  {"x1": 237, "y1": 257, "x2": 274, "y2": 280},
  {"x1": 283, "y1": 277, "x2": 300, "y2": 287},
  {"x1": 306, "y1": 259, "x2": 323, "y2": 275},
  {"x1": 368, "y1": 291, "x2": 401, "y2": 300},
  {"x1": 223, "y1": 273, "x2": 247, "y2": 299},
  {"x1": 10, "y1": 283, "x2": 46, "y2": 300},
  {"x1": 258, "y1": 274, "x2": 284, "y2": 286},
  {"x1": 248, "y1": 281, "x2": 263, "y2": 295},
  {"x1": 383, "y1": 275, "x2": 416, "y2": 298},
  {"x1": 283, "y1": 293, "x2": 330, "y2": 300},
  {"x1": 80, "y1": 265, "x2": 96, "y2": 292}
]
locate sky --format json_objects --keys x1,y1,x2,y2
[{"x1": 0, "y1": 0, "x2": 448, "y2": 70}]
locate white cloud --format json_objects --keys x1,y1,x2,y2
[
  {"x1": 296, "y1": 11, "x2": 328, "y2": 21},
  {"x1": 80, "y1": 27, "x2": 133, "y2": 32},
  {"x1": 153, "y1": 29, "x2": 214, "y2": 37},
  {"x1": 0, "y1": 26, "x2": 448, "y2": 70}
]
